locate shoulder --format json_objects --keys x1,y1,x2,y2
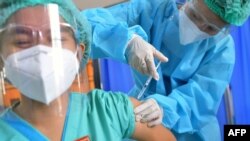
[
  {"x1": 87, "y1": 89, "x2": 130, "y2": 103},
  {"x1": 71, "y1": 89, "x2": 132, "y2": 107},
  {"x1": 89, "y1": 89, "x2": 135, "y2": 115},
  {"x1": 145, "y1": 0, "x2": 177, "y2": 12},
  {"x1": 87, "y1": 89, "x2": 136, "y2": 138},
  {"x1": 129, "y1": 0, "x2": 177, "y2": 14},
  {"x1": 206, "y1": 34, "x2": 235, "y2": 57}
]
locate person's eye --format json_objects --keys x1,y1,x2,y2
[
  {"x1": 208, "y1": 26, "x2": 217, "y2": 32},
  {"x1": 193, "y1": 13, "x2": 202, "y2": 22},
  {"x1": 205, "y1": 26, "x2": 218, "y2": 35},
  {"x1": 191, "y1": 12, "x2": 197, "y2": 19},
  {"x1": 13, "y1": 36, "x2": 33, "y2": 48},
  {"x1": 15, "y1": 41, "x2": 32, "y2": 47}
]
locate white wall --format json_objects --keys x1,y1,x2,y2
[{"x1": 73, "y1": 0, "x2": 128, "y2": 10}]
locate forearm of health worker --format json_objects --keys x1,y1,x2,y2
[
  {"x1": 82, "y1": 8, "x2": 168, "y2": 80},
  {"x1": 143, "y1": 36, "x2": 235, "y2": 140},
  {"x1": 106, "y1": 0, "x2": 173, "y2": 80},
  {"x1": 82, "y1": 8, "x2": 148, "y2": 63}
]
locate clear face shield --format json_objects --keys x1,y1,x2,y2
[
  {"x1": 0, "y1": 4, "x2": 88, "y2": 117},
  {"x1": 179, "y1": 0, "x2": 230, "y2": 45}
]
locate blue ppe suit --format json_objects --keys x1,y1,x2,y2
[
  {"x1": 83, "y1": 0, "x2": 235, "y2": 140},
  {"x1": 0, "y1": 90, "x2": 135, "y2": 141}
]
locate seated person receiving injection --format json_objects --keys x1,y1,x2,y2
[{"x1": 0, "y1": 0, "x2": 176, "y2": 141}]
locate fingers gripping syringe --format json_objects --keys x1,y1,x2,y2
[{"x1": 137, "y1": 62, "x2": 161, "y2": 99}]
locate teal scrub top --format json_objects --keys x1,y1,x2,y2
[{"x1": 0, "y1": 89, "x2": 135, "y2": 141}]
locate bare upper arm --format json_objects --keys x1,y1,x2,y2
[{"x1": 129, "y1": 97, "x2": 176, "y2": 141}]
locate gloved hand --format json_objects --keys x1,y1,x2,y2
[
  {"x1": 134, "y1": 98, "x2": 163, "y2": 127},
  {"x1": 125, "y1": 34, "x2": 168, "y2": 80}
]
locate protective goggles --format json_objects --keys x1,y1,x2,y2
[
  {"x1": 184, "y1": 0, "x2": 230, "y2": 35},
  {"x1": 0, "y1": 23, "x2": 77, "y2": 51}
]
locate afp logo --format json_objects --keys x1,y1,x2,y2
[{"x1": 224, "y1": 125, "x2": 250, "y2": 141}]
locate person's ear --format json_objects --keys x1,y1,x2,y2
[{"x1": 77, "y1": 43, "x2": 85, "y2": 61}]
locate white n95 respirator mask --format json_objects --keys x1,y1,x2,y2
[
  {"x1": 3, "y1": 45, "x2": 79, "y2": 105},
  {"x1": 179, "y1": 9, "x2": 211, "y2": 45}
]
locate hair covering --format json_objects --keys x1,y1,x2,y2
[
  {"x1": 0, "y1": 0, "x2": 91, "y2": 67},
  {"x1": 204, "y1": 0, "x2": 250, "y2": 26}
]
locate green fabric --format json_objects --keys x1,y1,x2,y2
[
  {"x1": 0, "y1": 0, "x2": 91, "y2": 67},
  {"x1": 0, "y1": 119, "x2": 29, "y2": 141},
  {"x1": 204, "y1": 0, "x2": 250, "y2": 26},
  {"x1": 64, "y1": 90, "x2": 135, "y2": 141},
  {"x1": 0, "y1": 90, "x2": 135, "y2": 141}
]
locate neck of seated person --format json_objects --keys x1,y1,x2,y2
[{"x1": 13, "y1": 89, "x2": 70, "y2": 140}]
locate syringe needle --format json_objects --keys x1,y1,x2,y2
[{"x1": 137, "y1": 62, "x2": 161, "y2": 99}]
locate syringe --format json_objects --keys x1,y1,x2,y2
[{"x1": 137, "y1": 61, "x2": 161, "y2": 99}]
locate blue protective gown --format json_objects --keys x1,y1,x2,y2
[
  {"x1": 83, "y1": 0, "x2": 235, "y2": 140},
  {"x1": 0, "y1": 90, "x2": 135, "y2": 141}
]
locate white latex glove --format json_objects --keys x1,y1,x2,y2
[
  {"x1": 125, "y1": 34, "x2": 168, "y2": 80},
  {"x1": 134, "y1": 98, "x2": 163, "y2": 127}
]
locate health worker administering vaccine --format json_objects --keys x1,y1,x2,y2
[{"x1": 84, "y1": 0, "x2": 250, "y2": 140}]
